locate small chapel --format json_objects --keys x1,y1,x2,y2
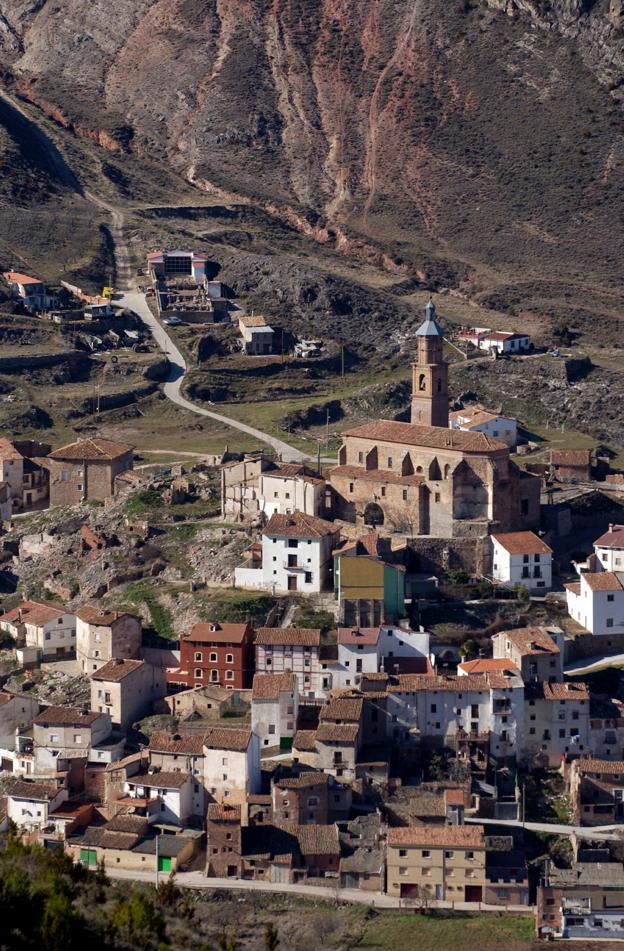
[{"x1": 328, "y1": 301, "x2": 540, "y2": 537}]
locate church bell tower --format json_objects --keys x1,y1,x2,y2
[{"x1": 411, "y1": 299, "x2": 449, "y2": 428}]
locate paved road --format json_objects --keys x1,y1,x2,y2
[
  {"x1": 465, "y1": 816, "x2": 623, "y2": 840},
  {"x1": 565, "y1": 653, "x2": 624, "y2": 675},
  {"x1": 102, "y1": 867, "x2": 530, "y2": 914}
]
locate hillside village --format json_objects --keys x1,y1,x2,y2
[{"x1": 1, "y1": 252, "x2": 624, "y2": 944}]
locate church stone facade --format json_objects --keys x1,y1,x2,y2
[{"x1": 328, "y1": 302, "x2": 540, "y2": 538}]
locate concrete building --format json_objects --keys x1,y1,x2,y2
[
  {"x1": 523, "y1": 681, "x2": 590, "y2": 767},
  {"x1": 32, "y1": 706, "x2": 114, "y2": 778},
  {"x1": 167, "y1": 621, "x2": 254, "y2": 691},
  {"x1": 333, "y1": 533, "x2": 406, "y2": 626},
  {"x1": 387, "y1": 823, "x2": 486, "y2": 901},
  {"x1": 0, "y1": 600, "x2": 76, "y2": 659},
  {"x1": 2, "y1": 271, "x2": 57, "y2": 312},
  {"x1": 450, "y1": 406, "x2": 518, "y2": 449},
  {"x1": 46, "y1": 437, "x2": 134, "y2": 506},
  {"x1": 238, "y1": 314, "x2": 274, "y2": 355},
  {"x1": 147, "y1": 250, "x2": 209, "y2": 282},
  {"x1": 565, "y1": 572, "x2": 624, "y2": 636},
  {"x1": 7, "y1": 781, "x2": 68, "y2": 830},
  {"x1": 235, "y1": 512, "x2": 340, "y2": 594},
  {"x1": 491, "y1": 531, "x2": 553, "y2": 593},
  {"x1": 202, "y1": 727, "x2": 261, "y2": 803},
  {"x1": 258, "y1": 464, "x2": 326, "y2": 518},
  {"x1": 124, "y1": 770, "x2": 194, "y2": 826},
  {"x1": 491, "y1": 626, "x2": 564, "y2": 683},
  {"x1": 251, "y1": 672, "x2": 299, "y2": 749},
  {"x1": 255, "y1": 628, "x2": 322, "y2": 697},
  {"x1": 76, "y1": 606, "x2": 142, "y2": 673},
  {"x1": 334, "y1": 627, "x2": 381, "y2": 689},
  {"x1": 91, "y1": 658, "x2": 166, "y2": 730}
]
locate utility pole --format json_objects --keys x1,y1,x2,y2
[
  {"x1": 341, "y1": 345, "x2": 345, "y2": 379},
  {"x1": 317, "y1": 439, "x2": 321, "y2": 477},
  {"x1": 155, "y1": 830, "x2": 159, "y2": 887},
  {"x1": 326, "y1": 408, "x2": 330, "y2": 451}
]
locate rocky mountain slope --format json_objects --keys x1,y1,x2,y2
[{"x1": 0, "y1": 0, "x2": 623, "y2": 332}]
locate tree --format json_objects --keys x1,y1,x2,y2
[
  {"x1": 156, "y1": 873, "x2": 180, "y2": 908},
  {"x1": 216, "y1": 926, "x2": 238, "y2": 951},
  {"x1": 112, "y1": 890, "x2": 165, "y2": 950},
  {"x1": 459, "y1": 638, "x2": 477, "y2": 659},
  {"x1": 264, "y1": 922, "x2": 280, "y2": 951}
]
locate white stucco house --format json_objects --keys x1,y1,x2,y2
[
  {"x1": 255, "y1": 628, "x2": 322, "y2": 697},
  {"x1": 565, "y1": 572, "x2": 624, "y2": 636},
  {"x1": 251, "y1": 672, "x2": 299, "y2": 748},
  {"x1": 491, "y1": 531, "x2": 553, "y2": 593},
  {"x1": 458, "y1": 327, "x2": 531, "y2": 354},
  {"x1": 591, "y1": 524, "x2": 624, "y2": 573},
  {"x1": 7, "y1": 781, "x2": 68, "y2": 830},
  {"x1": 0, "y1": 601, "x2": 77, "y2": 658},
  {"x1": 124, "y1": 770, "x2": 193, "y2": 826},
  {"x1": 449, "y1": 406, "x2": 518, "y2": 449},
  {"x1": 258, "y1": 464, "x2": 326, "y2": 518},
  {"x1": 238, "y1": 314, "x2": 274, "y2": 355},
  {"x1": 202, "y1": 727, "x2": 261, "y2": 803},
  {"x1": 235, "y1": 511, "x2": 341, "y2": 594}
]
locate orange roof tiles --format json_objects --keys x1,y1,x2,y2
[
  {"x1": 316, "y1": 722, "x2": 359, "y2": 743},
  {"x1": 550, "y1": 450, "x2": 591, "y2": 466},
  {"x1": 0, "y1": 437, "x2": 24, "y2": 461},
  {"x1": 91, "y1": 658, "x2": 144, "y2": 682},
  {"x1": 342, "y1": 420, "x2": 507, "y2": 453},
  {"x1": 33, "y1": 705, "x2": 102, "y2": 727},
  {"x1": 594, "y1": 524, "x2": 624, "y2": 548},
  {"x1": 3, "y1": 271, "x2": 42, "y2": 286},
  {"x1": 576, "y1": 758, "x2": 624, "y2": 775},
  {"x1": 208, "y1": 802, "x2": 242, "y2": 821},
  {"x1": 459, "y1": 658, "x2": 519, "y2": 675},
  {"x1": 496, "y1": 627, "x2": 561, "y2": 655},
  {"x1": 293, "y1": 729, "x2": 317, "y2": 751},
  {"x1": 239, "y1": 314, "x2": 270, "y2": 327},
  {"x1": 337, "y1": 627, "x2": 381, "y2": 646},
  {"x1": 492, "y1": 531, "x2": 552, "y2": 556},
  {"x1": 582, "y1": 572, "x2": 624, "y2": 592},
  {"x1": 264, "y1": 511, "x2": 339, "y2": 539},
  {"x1": 388, "y1": 824, "x2": 485, "y2": 848},
  {"x1": 252, "y1": 672, "x2": 297, "y2": 700},
  {"x1": 184, "y1": 622, "x2": 250, "y2": 644},
  {"x1": 49, "y1": 437, "x2": 133, "y2": 462},
  {"x1": 542, "y1": 681, "x2": 589, "y2": 701},
  {"x1": 256, "y1": 628, "x2": 321, "y2": 647},
  {"x1": 0, "y1": 600, "x2": 66, "y2": 627}
]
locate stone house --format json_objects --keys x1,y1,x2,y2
[
  {"x1": 90, "y1": 658, "x2": 166, "y2": 730},
  {"x1": 254, "y1": 627, "x2": 322, "y2": 697},
  {"x1": 220, "y1": 453, "x2": 275, "y2": 521},
  {"x1": 550, "y1": 449, "x2": 592, "y2": 483},
  {"x1": 76, "y1": 605, "x2": 142, "y2": 673},
  {"x1": 491, "y1": 626, "x2": 564, "y2": 683},
  {"x1": 271, "y1": 771, "x2": 351, "y2": 825},
  {"x1": 148, "y1": 730, "x2": 213, "y2": 818},
  {"x1": 206, "y1": 802, "x2": 244, "y2": 877},
  {"x1": 124, "y1": 770, "x2": 194, "y2": 826},
  {"x1": 0, "y1": 437, "x2": 50, "y2": 512},
  {"x1": 0, "y1": 692, "x2": 40, "y2": 761},
  {"x1": 46, "y1": 437, "x2": 134, "y2": 506},
  {"x1": 202, "y1": 727, "x2": 261, "y2": 804},
  {"x1": 238, "y1": 313, "x2": 274, "y2": 355},
  {"x1": 386, "y1": 823, "x2": 486, "y2": 901},
  {"x1": 235, "y1": 512, "x2": 341, "y2": 594},
  {"x1": 565, "y1": 571, "x2": 624, "y2": 636},
  {"x1": 251, "y1": 672, "x2": 299, "y2": 749},
  {"x1": 537, "y1": 862, "x2": 624, "y2": 940},
  {"x1": 258, "y1": 464, "x2": 326, "y2": 518},
  {"x1": 491, "y1": 530, "x2": 553, "y2": 593},
  {"x1": 69, "y1": 815, "x2": 200, "y2": 874},
  {"x1": 523, "y1": 681, "x2": 590, "y2": 768},
  {"x1": 159, "y1": 684, "x2": 249, "y2": 721},
  {"x1": 569, "y1": 757, "x2": 624, "y2": 826},
  {"x1": 0, "y1": 600, "x2": 76, "y2": 659},
  {"x1": 591, "y1": 523, "x2": 624, "y2": 573},
  {"x1": 32, "y1": 706, "x2": 116, "y2": 779}
]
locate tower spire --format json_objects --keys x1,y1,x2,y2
[{"x1": 411, "y1": 299, "x2": 449, "y2": 428}]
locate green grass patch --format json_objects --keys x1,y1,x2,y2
[
  {"x1": 360, "y1": 913, "x2": 535, "y2": 951},
  {"x1": 124, "y1": 488, "x2": 163, "y2": 515},
  {"x1": 198, "y1": 590, "x2": 275, "y2": 624},
  {"x1": 123, "y1": 580, "x2": 175, "y2": 640}
]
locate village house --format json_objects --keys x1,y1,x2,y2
[
  {"x1": 147, "y1": 250, "x2": 210, "y2": 282},
  {"x1": 569, "y1": 757, "x2": 624, "y2": 826},
  {"x1": 255, "y1": 628, "x2": 322, "y2": 697},
  {"x1": 148, "y1": 731, "x2": 213, "y2": 818},
  {"x1": 0, "y1": 600, "x2": 76, "y2": 659},
  {"x1": 386, "y1": 823, "x2": 487, "y2": 901},
  {"x1": 550, "y1": 449, "x2": 592, "y2": 483},
  {"x1": 450, "y1": 406, "x2": 518, "y2": 449},
  {"x1": 32, "y1": 705, "x2": 118, "y2": 779},
  {"x1": 331, "y1": 627, "x2": 381, "y2": 690},
  {"x1": 327, "y1": 304, "x2": 539, "y2": 536},
  {"x1": 76, "y1": 605, "x2": 142, "y2": 673},
  {"x1": 45, "y1": 436, "x2": 134, "y2": 506},
  {"x1": 257, "y1": 463, "x2": 326, "y2": 518},
  {"x1": 565, "y1": 571, "x2": 624, "y2": 636},
  {"x1": 90, "y1": 658, "x2": 166, "y2": 731},
  {"x1": 6, "y1": 781, "x2": 68, "y2": 830},
  {"x1": 160, "y1": 683, "x2": 248, "y2": 721},
  {"x1": 69, "y1": 815, "x2": 201, "y2": 875},
  {"x1": 591, "y1": 523, "x2": 624, "y2": 573},
  {"x1": 2, "y1": 271, "x2": 58, "y2": 312},
  {"x1": 220, "y1": 453, "x2": 275, "y2": 521},
  {"x1": 522, "y1": 681, "x2": 590, "y2": 767},
  {"x1": 0, "y1": 692, "x2": 40, "y2": 765},
  {"x1": 271, "y1": 771, "x2": 351, "y2": 825},
  {"x1": 124, "y1": 770, "x2": 194, "y2": 826},
  {"x1": 251, "y1": 672, "x2": 299, "y2": 749},
  {"x1": 167, "y1": 621, "x2": 254, "y2": 691},
  {"x1": 491, "y1": 626, "x2": 565, "y2": 683},
  {"x1": 235, "y1": 511, "x2": 340, "y2": 594},
  {"x1": 0, "y1": 437, "x2": 50, "y2": 512},
  {"x1": 537, "y1": 861, "x2": 624, "y2": 941},
  {"x1": 589, "y1": 695, "x2": 624, "y2": 760},
  {"x1": 238, "y1": 313, "x2": 274, "y2": 355},
  {"x1": 457, "y1": 327, "x2": 531, "y2": 354},
  {"x1": 490, "y1": 531, "x2": 553, "y2": 593},
  {"x1": 333, "y1": 533, "x2": 406, "y2": 626},
  {"x1": 202, "y1": 727, "x2": 261, "y2": 804}
]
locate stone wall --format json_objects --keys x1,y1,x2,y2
[
  {"x1": 564, "y1": 632, "x2": 624, "y2": 664},
  {"x1": 406, "y1": 536, "x2": 492, "y2": 576}
]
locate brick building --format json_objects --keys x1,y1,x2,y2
[
  {"x1": 167, "y1": 621, "x2": 254, "y2": 691},
  {"x1": 46, "y1": 437, "x2": 134, "y2": 506},
  {"x1": 550, "y1": 449, "x2": 592, "y2": 483}
]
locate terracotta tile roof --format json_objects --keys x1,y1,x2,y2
[
  {"x1": 495, "y1": 627, "x2": 561, "y2": 655},
  {"x1": 388, "y1": 824, "x2": 485, "y2": 848},
  {"x1": 459, "y1": 658, "x2": 519, "y2": 675},
  {"x1": 293, "y1": 729, "x2": 317, "y2": 751},
  {"x1": 342, "y1": 420, "x2": 507, "y2": 453},
  {"x1": 320, "y1": 697, "x2": 364, "y2": 722},
  {"x1": 565, "y1": 581, "x2": 581, "y2": 595},
  {"x1": 8, "y1": 781, "x2": 60, "y2": 801},
  {"x1": 184, "y1": 621, "x2": 250, "y2": 644},
  {"x1": 316, "y1": 722, "x2": 359, "y2": 743},
  {"x1": 128, "y1": 770, "x2": 191, "y2": 789},
  {"x1": 550, "y1": 449, "x2": 591, "y2": 466},
  {"x1": 76, "y1": 605, "x2": 137, "y2": 625},
  {"x1": 0, "y1": 600, "x2": 67, "y2": 627},
  {"x1": 49, "y1": 437, "x2": 133, "y2": 462},
  {"x1": 150, "y1": 731, "x2": 208, "y2": 755},
  {"x1": 275, "y1": 771, "x2": 329, "y2": 789},
  {"x1": 576, "y1": 758, "x2": 624, "y2": 776},
  {"x1": 387, "y1": 674, "x2": 489, "y2": 693},
  {"x1": 82, "y1": 828, "x2": 141, "y2": 850},
  {"x1": 3, "y1": 271, "x2": 42, "y2": 286},
  {"x1": 444, "y1": 788, "x2": 468, "y2": 807},
  {"x1": 293, "y1": 823, "x2": 340, "y2": 855},
  {"x1": 252, "y1": 672, "x2": 297, "y2": 700},
  {"x1": 333, "y1": 532, "x2": 384, "y2": 557},
  {"x1": 106, "y1": 815, "x2": 149, "y2": 834},
  {"x1": 264, "y1": 512, "x2": 339, "y2": 539},
  {"x1": 91, "y1": 658, "x2": 144, "y2": 682},
  {"x1": 594, "y1": 524, "x2": 624, "y2": 548},
  {"x1": 105, "y1": 751, "x2": 146, "y2": 773},
  {"x1": 450, "y1": 406, "x2": 506, "y2": 427},
  {"x1": 491, "y1": 531, "x2": 552, "y2": 556},
  {"x1": 337, "y1": 627, "x2": 381, "y2": 646},
  {"x1": 208, "y1": 802, "x2": 242, "y2": 821},
  {"x1": 256, "y1": 628, "x2": 321, "y2": 647},
  {"x1": 266, "y1": 464, "x2": 325, "y2": 486},
  {"x1": 542, "y1": 681, "x2": 589, "y2": 702},
  {"x1": 329, "y1": 465, "x2": 425, "y2": 487},
  {"x1": 582, "y1": 572, "x2": 624, "y2": 592},
  {"x1": 239, "y1": 314, "x2": 270, "y2": 327},
  {"x1": 0, "y1": 437, "x2": 23, "y2": 461},
  {"x1": 202, "y1": 727, "x2": 253, "y2": 751},
  {"x1": 33, "y1": 705, "x2": 102, "y2": 727}
]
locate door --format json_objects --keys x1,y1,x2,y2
[
  {"x1": 465, "y1": 885, "x2": 482, "y2": 902},
  {"x1": 80, "y1": 848, "x2": 98, "y2": 867},
  {"x1": 287, "y1": 575, "x2": 297, "y2": 591},
  {"x1": 400, "y1": 883, "x2": 419, "y2": 898},
  {"x1": 158, "y1": 856, "x2": 172, "y2": 873}
]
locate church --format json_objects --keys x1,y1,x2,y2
[{"x1": 328, "y1": 301, "x2": 540, "y2": 538}]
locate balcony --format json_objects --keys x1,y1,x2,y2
[{"x1": 283, "y1": 561, "x2": 306, "y2": 572}]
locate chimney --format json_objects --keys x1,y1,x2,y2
[
  {"x1": 18, "y1": 609, "x2": 23, "y2": 623},
  {"x1": 609, "y1": 523, "x2": 614, "y2": 533}
]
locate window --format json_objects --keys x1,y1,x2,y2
[
  {"x1": 308, "y1": 797, "x2": 319, "y2": 806},
  {"x1": 402, "y1": 489, "x2": 408, "y2": 501},
  {"x1": 381, "y1": 486, "x2": 386, "y2": 497},
  {"x1": 304, "y1": 572, "x2": 312, "y2": 584},
  {"x1": 73, "y1": 734, "x2": 82, "y2": 744},
  {"x1": 399, "y1": 849, "x2": 407, "y2": 857},
  {"x1": 422, "y1": 850, "x2": 430, "y2": 858},
  {"x1": 49, "y1": 733, "x2": 59, "y2": 742},
  {"x1": 435, "y1": 492, "x2": 441, "y2": 503},
  {"x1": 387, "y1": 457, "x2": 393, "y2": 469},
  {"x1": 225, "y1": 670, "x2": 234, "y2": 680},
  {"x1": 210, "y1": 670, "x2": 218, "y2": 682},
  {"x1": 349, "y1": 483, "x2": 354, "y2": 493},
  {"x1": 209, "y1": 652, "x2": 218, "y2": 662},
  {"x1": 608, "y1": 594, "x2": 615, "y2": 602},
  {"x1": 226, "y1": 653, "x2": 234, "y2": 664},
  {"x1": 268, "y1": 725, "x2": 276, "y2": 734},
  {"x1": 358, "y1": 452, "x2": 364, "y2": 463},
  {"x1": 194, "y1": 669, "x2": 203, "y2": 679},
  {"x1": 445, "y1": 851, "x2": 454, "y2": 859},
  {"x1": 607, "y1": 618, "x2": 614, "y2": 628},
  {"x1": 399, "y1": 867, "x2": 408, "y2": 876},
  {"x1": 430, "y1": 704, "x2": 437, "y2": 713},
  {"x1": 222, "y1": 757, "x2": 228, "y2": 766},
  {"x1": 194, "y1": 651, "x2": 202, "y2": 662}
]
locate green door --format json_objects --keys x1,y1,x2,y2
[
  {"x1": 158, "y1": 856, "x2": 172, "y2": 873},
  {"x1": 80, "y1": 848, "x2": 97, "y2": 867}
]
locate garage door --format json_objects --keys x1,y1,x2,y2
[
  {"x1": 80, "y1": 848, "x2": 97, "y2": 867},
  {"x1": 158, "y1": 856, "x2": 172, "y2": 873}
]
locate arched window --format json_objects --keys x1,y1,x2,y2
[
  {"x1": 444, "y1": 464, "x2": 451, "y2": 479},
  {"x1": 418, "y1": 374, "x2": 426, "y2": 391}
]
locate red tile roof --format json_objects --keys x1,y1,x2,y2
[
  {"x1": 264, "y1": 512, "x2": 339, "y2": 539},
  {"x1": 184, "y1": 622, "x2": 250, "y2": 644},
  {"x1": 293, "y1": 729, "x2": 317, "y2": 751},
  {"x1": 91, "y1": 658, "x2": 144, "y2": 682},
  {"x1": 252, "y1": 672, "x2": 297, "y2": 700},
  {"x1": 49, "y1": 437, "x2": 133, "y2": 462},
  {"x1": 492, "y1": 531, "x2": 552, "y2": 555},
  {"x1": 576, "y1": 758, "x2": 624, "y2": 775},
  {"x1": 594, "y1": 524, "x2": 624, "y2": 548},
  {"x1": 33, "y1": 705, "x2": 102, "y2": 727},
  {"x1": 542, "y1": 681, "x2": 589, "y2": 702},
  {"x1": 316, "y1": 722, "x2": 359, "y2": 743},
  {"x1": 128, "y1": 770, "x2": 191, "y2": 789},
  {"x1": 3, "y1": 271, "x2": 42, "y2": 286},
  {"x1": 458, "y1": 658, "x2": 519, "y2": 675},
  {"x1": 275, "y1": 772, "x2": 329, "y2": 789},
  {"x1": 0, "y1": 437, "x2": 24, "y2": 461},
  {"x1": 550, "y1": 450, "x2": 591, "y2": 467},
  {"x1": 342, "y1": 420, "x2": 507, "y2": 453},
  {"x1": 256, "y1": 628, "x2": 321, "y2": 647},
  {"x1": 388, "y1": 824, "x2": 485, "y2": 848},
  {"x1": 293, "y1": 823, "x2": 340, "y2": 855},
  {"x1": 208, "y1": 802, "x2": 242, "y2": 821},
  {"x1": 0, "y1": 600, "x2": 67, "y2": 627},
  {"x1": 582, "y1": 572, "x2": 624, "y2": 593},
  {"x1": 76, "y1": 605, "x2": 136, "y2": 625},
  {"x1": 320, "y1": 696, "x2": 364, "y2": 722},
  {"x1": 337, "y1": 627, "x2": 381, "y2": 646},
  {"x1": 494, "y1": 627, "x2": 561, "y2": 655}
]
